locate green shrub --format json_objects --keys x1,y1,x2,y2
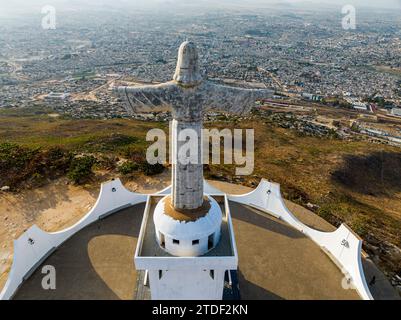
[
  {"x1": 44, "y1": 147, "x2": 73, "y2": 174},
  {"x1": 0, "y1": 142, "x2": 39, "y2": 171},
  {"x1": 83, "y1": 134, "x2": 139, "y2": 153},
  {"x1": 118, "y1": 161, "x2": 139, "y2": 175},
  {"x1": 0, "y1": 143, "x2": 72, "y2": 189},
  {"x1": 140, "y1": 162, "x2": 164, "y2": 176},
  {"x1": 95, "y1": 155, "x2": 117, "y2": 171},
  {"x1": 67, "y1": 155, "x2": 96, "y2": 184},
  {"x1": 118, "y1": 157, "x2": 164, "y2": 176},
  {"x1": 349, "y1": 215, "x2": 371, "y2": 237},
  {"x1": 121, "y1": 150, "x2": 164, "y2": 176}
]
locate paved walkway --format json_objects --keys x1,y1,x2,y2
[
  {"x1": 210, "y1": 180, "x2": 399, "y2": 300},
  {"x1": 230, "y1": 202, "x2": 359, "y2": 299},
  {"x1": 14, "y1": 204, "x2": 145, "y2": 300},
  {"x1": 14, "y1": 203, "x2": 359, "y2": 299}
]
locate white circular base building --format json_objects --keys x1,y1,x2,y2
[{"x1": 153, "y1": 195, "x2": 222, "y2": 257}]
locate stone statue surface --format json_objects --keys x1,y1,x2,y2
[{"x1": 115, "y1": 41, "x2": 272, "y2": 211}]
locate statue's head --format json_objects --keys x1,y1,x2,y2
[{"x1": 173, "y1": 41, "x2": 203, "y2": 87}]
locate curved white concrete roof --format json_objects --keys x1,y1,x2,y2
[
  {"x1": 153, "y1": 195, "x2": 222, "y2": 240},
  {"x1": 0, "y1": 178, "x2": 375, "y2": 300}
]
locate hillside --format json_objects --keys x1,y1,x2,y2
[{"x1": 0, "y1": 107, "x2": 400, "y2": 291}]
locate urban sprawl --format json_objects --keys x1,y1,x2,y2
[{"x1": 0, "y1": 7, "x2": 401, "y2": 144}]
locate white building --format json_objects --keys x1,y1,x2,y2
[
  {"x1": 390, "y1": 108, "x2": 401, "y2": 117},
  {"x1": 134, "y1": 194, "x2": 238, "y2": 300},
  {"x1": 45, "y1": 92, "x2": 70, "y2": 100}
]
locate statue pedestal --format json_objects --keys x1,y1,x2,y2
[
  {"x1": 134, "y1": 194, "x2": 238, "y2": 300},
  {"x1": 153, "y1": 195, "x2": 222, "y2": 257}
]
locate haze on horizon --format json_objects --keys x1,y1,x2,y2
[{"x1": 0, "y1": 0, "x2": 400, "y2": 14}]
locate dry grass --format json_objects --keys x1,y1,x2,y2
[{"x1": 203, "y1": 119, "x2": 401, "y2": 276}]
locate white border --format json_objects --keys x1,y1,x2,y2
[
  {"x1": 0, "y1": 179, "x2": 147, "y2": 300},
  {"x1": 227, "y1": 179, "x2": 373, "y2": 300},
  {"x1": 0, "y1": 178, "x2": 372, "y2": 300},
  {"x1": 134, "y1": 194, "x2": 238, "y2": 270}
]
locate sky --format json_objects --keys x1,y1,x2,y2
[
  {"x1": 0, "y1": 0, "x2": 400, "y2": 14},
  {"x1": 282, "y1": 0, "x2": 401, "y2": 7}
]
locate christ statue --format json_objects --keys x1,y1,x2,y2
[{"x1": 114, "y1": 41, "x2": 273, "y2": 211}]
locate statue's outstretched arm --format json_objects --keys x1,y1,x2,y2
[
  {"x1": 113, "y1": 81, "x2": 178, "y2": 113},
  {"x1": 202, "y1": 82, "x2": 273, "y2": 114}
]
